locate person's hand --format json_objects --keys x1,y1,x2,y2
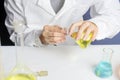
[
  {"x1": 69, "y1": 20, "x2": 98, "y2": 41},
  {"x1": 40, "y1": 25, "x2": 67, "y2": 45},
  {"x1": 118, "y1": 65, "x2": 120, "y2": 79}
]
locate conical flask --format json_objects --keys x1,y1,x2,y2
[
  {"x1": 5, "y1": 21, "x2": 36, "y2": 80},
  {"x1": 71, "y1": 32, "x2": 93, "y2": 48},
  {"x1": 95, "y1": 48, "x2": 113, "y2": 78}
]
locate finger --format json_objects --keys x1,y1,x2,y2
[
  {"x1": 47, "y1": 37, "x2": 65, "y2": 42},
  {"x1": 69, "y1": 20, "x2": 83, "y2": 35},
  {"x1": 49, "y1": 32, "x2": 65, "y2": 37},
  {"x1": 91, "y1": 30, "x2": 98, "y2": 41},
  {"x1": 54, "y1": 25, "x2": 67, "y2": 34},
  {"x1": 42, "y1": 31, "x2": 53, "y2": 37},
  {"x1": 61, "y1": 28, "x2": 67, "y2": 34},
  {"x1": 43, "y1": 25, "x2": 51, "y2": 31},
  {"x1": 43, "y1": 31, "x2": 65, "y2": 37},
  {"x1": 44, "y1": 25, "x2": 67, "y2": 34},
  {"x1": 55, "y1": 38, "x2": 66, "y2": 43},
  {"x1": 77, "y1": 22, "x2": 90, "y2": 40},
  {"x1": 44, "y1": 37, "x2": 55, "y2": 44},
  {"x1": 42, "y1": 31, "x2": 49, "y2": 37},
  {"x1": 47, "y1": 37, "x2": 64, "y2": 42},
  {"x1": 48, "y1": 38, "x2": 66, "y2": 45},
  {"x1": 44, "y1": 25, "x2": 58, "y2": 32},
  {"x1": 83, "y1": 28, "x2": 92, "y2": 41}
]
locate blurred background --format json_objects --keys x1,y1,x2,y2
[{"x1": 0, "y1": 0, "x2": 120, "y2": 46}]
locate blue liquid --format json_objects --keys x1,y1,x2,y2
[{"x1": 95, "y1": 61, "x2": 113, "y2": 78}]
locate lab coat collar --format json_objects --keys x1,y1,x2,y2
[{"x1": 36, "y1": 0, "x2": 76, "y2": 16}]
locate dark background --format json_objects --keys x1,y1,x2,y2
[
  {"x1": 0, "y1": 0, "x2": 120, "y2": 46},
  {"x1": 0, "y1": 0, "x2": 14, "y2": 45}
]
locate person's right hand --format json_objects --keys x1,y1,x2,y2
[
  {"x1": 40, "y1": 25, "x2": 67, "y2": 45},
  {"x1": 118, "y1": 65, "x2": 120, "y2": 79}
]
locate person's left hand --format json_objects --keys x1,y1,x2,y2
[
  {"x1": 69, "y1": 20, "x2": 98, "y2": 41},
  {"x1": 40, "y1": 25, "x2": 67, "y2": 45}
]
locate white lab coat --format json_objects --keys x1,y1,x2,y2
[{"x1": 4, "y1": 0, "x2": 120, "y2": 46}]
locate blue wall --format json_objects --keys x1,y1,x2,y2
[{"x1": 83, "y1": 4, "x2": 120, "y2": 44}]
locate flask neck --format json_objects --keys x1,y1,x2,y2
[
  {"x1": 14, "y1": 32, "x2": 25, "y2": 65},
  {"x1": 102, "y1": 48, "x2": 113, "y2": 63},
  {"x1": 14, "y1": 32, "x2": 24, "y2": 47}
]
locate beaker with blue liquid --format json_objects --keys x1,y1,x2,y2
[{"x1": 95, "y1": 48, "x2": 113, "y2": 78}]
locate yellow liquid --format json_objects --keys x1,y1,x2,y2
[
  {"x1": 6, "y1": 74, "x2": 36, "y2": 80},
  {"x1": 37, "y1": 71, "x2": 48, "y2": 76},
  {"x1": 71, "y1": 32, "x2": 93, "y2": 48}
]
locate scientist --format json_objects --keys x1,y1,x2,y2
[{"x1": 4, "y1": 0, "x2": 120, "y2": 46}]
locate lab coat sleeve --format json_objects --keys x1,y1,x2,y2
[
  {"x1": 4, "y1": 0, "x2": 43, "y2": 47},
  {"x1": 89, "y1": 0, "x2": 120, "y2": 40}
]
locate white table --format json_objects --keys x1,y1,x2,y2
[{"x1": 0, "y1": 45, "x2": 120, "y2": 80}]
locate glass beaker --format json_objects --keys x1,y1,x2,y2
[
  {"x1": 5, "y1": 21, "x2": 36, "y2": 80},
  {"x1": 71, "y1": 32, "x2": 93, "y2": 48},
  {"x1": 95, "y1": 48, "x2": 113, "y2": 78}
]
